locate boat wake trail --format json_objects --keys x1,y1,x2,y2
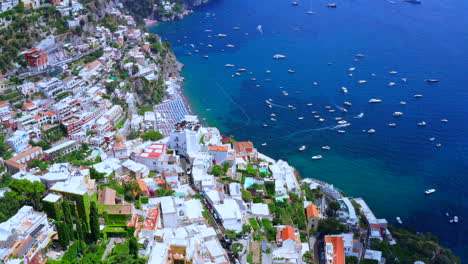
[
  {"x1": 285, "y1": 124, "x2": 349, "y2": 138},
  {"x1": 215, "y1": 82, "x2": 252, "y2": 129}
]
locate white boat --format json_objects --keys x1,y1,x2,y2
[
  {"x1": 337, "y1": 130, "x2": 346, "y2": 134},
  {"x1": 322, "y1": 146, "x2": 331, "y2": 150},
  {"x1": 328, "y1": 109, "x2": 335, "y2": 113},
  {"x1": 429, "y1": 137, "x2": 435, "y2": 141},
  {"x1": 311, "y1": 111, "x2": 317, "y2": 114},
  {"x1": 299, "y1": 145, "x2": 306, "y2": 151},
  {"x1": 273, "y1": 54, "x2": 286, "y2": 59},
  {"x1": 270, "y1": 118, "x2": 276, "y2": 121},
  {"x1": 425, "y1": 189, "x2": 436, "y2": 195},
  {"x1": 319, "y1": 118, "x2": 325, "y2": 122},
  {"x1": 356, "y1": 54, "x2": 365, "y2": 57},
  {"x1": 348, "y1": 67, "x2": 356, "y2": 71},
  {"x1": 337, "y1": 120, "x2": 348, "y2": 124},
  {"x1": 393, "y1": 112, "x2": 403, "y2": 117},
  {"x1": 436, "y1": 143, "x2": 442, "y2": 147},
  {"x1": 307, "y1": 10, "x2": 316, "y2": 14},
  {"x1": 344, "y1": 101, "x2": 352, "y2": 106},
  {"x1": 369, "y1": 99, "x2": 382, "y2": 103},
  {"x1": 441, "y1": 119, "x2": 448, "y2": 123},
  {"x1": 388, "y1": 123, "x2": 397, "y2": 127},
  {"x1": 389, "y1": 71, "x2": 398, "y2": 74},
  {"x1": 388, "y1": 82, "x2": 396, "y2": 86},
  {"x1": 418, "y1": 121, "x2": 427, "y2": 126},
  {"x1": 233, "y1": 27, "x2": 240, "y2": 30},
  {"x1": 261, "y1": 142, "x2": 267, "y2": 146},
  {"x1": 355, "y1": 113, "x2": 364, "y2": 118},
  {"x1": 226, "y1": 44, "x2": 235, "y2": 48},
  {"x1": 312, "y1": 155, "x2": 323, "y2": 160},
  {"x1": 341, "y1": 87, "x2": 348, "y2": 93},
  {"x1": 367, "y1": 129, "x2": 376, "y2": 133},
  {"x1": 238, "y1": 68, "x2": 247, "y2": 72},
  {"x1": 414, "y1": 94, "x2": 424, "y2": 98},
  {"x1": 306, "y1": 103, "x2": 313, "y2": 106},
  {"x1": 400, "y1": 101, "x2": 407, "y2": 105},
  {"x1": 313, "y1": 82, "x2": 318, "y2": 86},
  {"x1": 270, "y1": 113, "x2": 276, "y2": 117},
  {"x1": 203, "y1": 55, "x2": 209, "y2": 59},
  {"x1": 288, "y1": 69, "x2": 296, "y2": 73},
  {"x1": 324, "y1": 105, "x2": 331, "y2": 109},
  {"x1": 358, "y1": 80, "x2": 367, "y2": 84},
  {"x1": 217, "y1": 33, "x2": 227, "y2": 37},
  {"x1": 453, "y1": 216, "x2": 459, "y2": 223},
  {"x1": 262, "y1": 124, "x2": 268, "y2": 127},
  {"x1": 207, "y1": 44, "x2": 213, "y2": 48},
  {"x1": 396, "y1": 217, "x2": 403, "y2": 224},
  {"x1": 298, "y1": 117, "x2": 304, "y2": 120},
  {"x1": 292, "y1": 1, "x2": 299, "y2": 5},
  {"x1": 225, "y1": 64, "x2": 235, "y2": 67},
  {"x1": 401, "y1": 78, "x2": 407, "y2": 82}
]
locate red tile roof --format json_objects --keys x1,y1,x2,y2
[
  {"x1": 209, "y1": 145, "x2": 228, "y2": 152},
  {"x1": 306, "y1": 204, "x2": 319, "y2": 218},
  {"x1": 233, "y1": 141, "x2": 254, "y2": 154},
  {"x1": 325, "y1": 236, "x2": 345, "y2": 264},
  {"x1": 282, "y1": 226, "x2": 295, "y2": 241}
]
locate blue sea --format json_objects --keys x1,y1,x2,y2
[{"x1": 150, "y1": 0, "x2": 468, "y2": 260}]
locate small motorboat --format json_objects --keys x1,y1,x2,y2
[
  {"x1": 425, "y1": 79, "x2": 439, "y2": 83},
  {"x1": 393, "y1": 112, "x2": 403, "y2": 117},
  {"x1": 418, "y1": 121, "x2": 427, "y2": 126},
  {"x1": 288, "y1": 69, "x2": 296, "y2": 73},
  {"x1": 414, "y1": 94, "x2": 424, "y2": 98},
  {"x1": 405, "y1": 0, "x2": 422, "y2": 3},
  {"x1": 436, "y1": 143, "x2": 442, "y2": 147},
  {"x1": 312, "y1": 155, "x2": 323, "y2": 160},
  {"x1": 396, "y1": 217, "x2": 403, "y2": 224},
  {"x1": 306, "y1": 103, "x2": 313, "y2": 106},
  {"x1": 367, "y1": 129, "x2": 376, "y2": 133},
  {"x1": 344, "y1": 101, "x2": 352, "y2": 106},
  {"x1": 226, "y1": 44, "x2": 235, "y2": 48},
  {"x1": 225, "y1": 64, "x2": 235, "y2": 67},
  {"x1": 401, "y1": 78, "x2": 408, "y2": 82},
  {"x1": 306, "y1": 10, "x2": 316, "y2": 14},
  {"x1": 348, "y1": 67, "x2": 356, "y2": 71},
  {"x1": 388, "y1": 82, "x2": 396, "y2": 86},
  {"x1": 400, "y1": 101, "x2": 407, "y2": 105},
  {"x1": 327, "y1": 3, "x2": 337, "y2": 8},
  {"x1": 358, "y1": 80, "x2": 367, "y2": 84},
  {"x1": 261, "y1": 142, "x2": 267, "y2": 146},
  {"x1": 298, "y1": 117, "x2": 304, "y2": 120},
  {"x1": 273, "y1": 54, "x2": 286, "y2": 59},
  {"x1": 292, "y1": 1, "x2": 299, "y2": 5},
  {"x1": 203, "y1": 55, "x2": 209, "y2": 59},
  {"x1": 453, "y1": 216, "x2": 459, "y2": 223},
  {"x1": 388, "y1": 123, "x2": 397, "y2": 127},
  {"x1": 425, "y1": 189, "x2": 436, "y2": 195},
  {"x1": 356, "y1": 54, "x2": 365, "y2": 57},
  {"x1": 341, "y1": 87, "x2": 348, "y2": 93},
  {"x1": 299, "y1": 145, "x2": 306, "y2": 151},
  {"x1": 322, "y1": 146, "x2": 331, "y2": 150},
  {"x1": 441, "y1": 119, "x2": 448, "y2": 123},
  {"x1": 429, "y1": 137, "x2": 435, "y2": 141},
  {"x1": 369, "y1": 99, "x2": 382, "y2": 103},
  {"x1": 217, "y1": 33, "x2": 227, "y2": 37},
  {"x1": 313, "y1": 82, "x2": 319, "y2": 86},
  {"x1": 238, "y1": 68, "x2": 247, "y2": 72},
  {"x1": 337, "y1": 130, "x2": 346, "y2": 134},
  {"x1": 262, "y1": 124, "x2": 268, "y2": 127},
  {"x1": 389, "y1": 71, "x2": 397, "y2": 75}
]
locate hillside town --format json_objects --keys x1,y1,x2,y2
[{"x1": 0, "y1": 0, "x2": 460, "y2": 264}]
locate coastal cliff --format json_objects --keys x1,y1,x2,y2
[{"x1": 122, "y1": 0, "x2": 216, "y2": 24}]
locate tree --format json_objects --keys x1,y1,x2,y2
[
  {"x1": 89, "y1": 201, "x2": 100, "y2": 242},
  {"x1": 232, "y1": 243, "x2": 244, "y2": 257},
  {"x1": 329, "y1": 201, "x2": 340, "y2": 212},
  {"x1": 56, "y1": 221, "x2": 70, "y2": 248},
  {"x1": 345, "y1": 256, "x2": 359, "y2": 264},
  {"x1": 141, "y1": 130, "x2": 163, "y2": 141},
  {"x1": 225, "y1": 229, "x2": 238, "y2": 241},
  {"x1": 317, "y1": 218, "x2": 348, "y2": 235},
  {"x1": 90, "y1": 167, "x2": 106, "y2": 180},
  {"x1": 129, "y1": 236, "x2": 138, "y2": 259},
  {"x1": 7, "y1": 179, "x2": 46, "y2": 210}
]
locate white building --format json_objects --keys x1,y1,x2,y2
[
  {"x1": 6, "y1": 130, "x2": 30, "y2": 154},
  {"x1": 213, "y1": 198, "x2": 243, "y2": 232},
  {"x1": 167, "y1": 115, "x2": 203, "y2": 158}
]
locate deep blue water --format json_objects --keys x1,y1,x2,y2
[{"x1": 150, "y1": 0, "x2": 468, "y2": 260}]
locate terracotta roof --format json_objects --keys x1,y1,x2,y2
[
  {"x1": 98, "y1": 187, "x2": 116, "y2": 205},
  {"x1": 7, "y1": 146, "x2": 42, "y2": 163},
  {"x1": 306, "y1": 204, "x2": 319, "y2": 218},
  {"x1": 233, "y1": 141, "x2": 253, "y2": 154},
  {"x1": 0, "y1": 74, "x2": 4, "y2": 78},
  {"x1": 34, "y1": 115, "x2": 41, "y2": 120},
  {"x1": 44, "y1": 112, "x2": 55, "y2": 116},
  {"x1": 136, "y1": 179, "x2": 148, "y2": 194},
  {"x1": 24, "y1": 102, "x2": 35, "y2": 108},
  {"x1": 209, "y1": 145, "x2": 228, "y2": 152},
  {"x1": 85, "y1": 60, "x2": 101, "y2": 72},
  {"x1": 282, "y1": 226, "x2": 295, "y2": 241},
  {"x1": 325, "y1": 236, "x2": 345, "y2": 264}
]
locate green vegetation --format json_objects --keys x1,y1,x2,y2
[
  {"x1": 90, "y1": 201, "x2": 101, "y2": 242},
  {"x1": 370, "y1": 228, "x2": 460, "y2": 264},
  {"x1": 141, "y1": 130, "x2": 164, "y2": 141},
  {"x1": 249, "y1": 218, "x2": 260, "y2": 231},
  {"x1": 0, "y1": 5, "x2": 68, "y2": 71},
  {"x1": 317, "y1": 218, "x2": 348, "y2": 235}
]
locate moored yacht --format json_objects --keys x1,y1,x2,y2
[
  {"x1": 312, "y1": 155, "x2": 323, "y2": 159},
  {"x1": 425, "y1": 189, "x2": 436, "y2": 195},
  {"x1": 369, "y1": 99, "x2": 382, "y2": 103},
  {"x1": 393, "y1": 112, "x2": 403, "y2": 117},
  {"x1": 418, "y1": 121, "x2": 427, "y2": 126},
  {"x1": 322, "y1": 146, "x2": 331, "y2": 150},
  {"x1": 388, "y1": 123, "x2": 397, "y2": 127},
  {"x1": 299, "y1": 145, "x2": 306, "y2": 151}
]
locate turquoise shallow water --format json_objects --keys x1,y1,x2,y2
[{"x1": 150, "y1": 0, "x2": 468, "y2": 260}]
